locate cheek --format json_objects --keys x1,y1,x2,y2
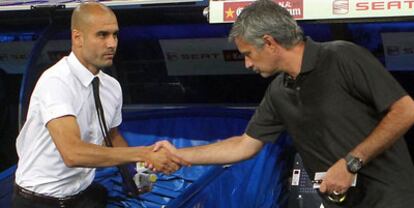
[{"x1": 85, "y1": 42, "x2": 100, "y2": 53}]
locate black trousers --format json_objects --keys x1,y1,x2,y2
[{"x1": 12, "y1": 182, "x2": 107, "y2": 208}]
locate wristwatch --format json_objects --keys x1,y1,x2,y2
[{"x1": 345, "y1": 154, "x2": 363, "y2": 174}]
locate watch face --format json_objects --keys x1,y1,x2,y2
[
  {"x1": 346, "y1": 155, "x2": 362, "y2": 174},
  {"x1": 349, "y1": 159, "x2": 361, "y2": 172}
]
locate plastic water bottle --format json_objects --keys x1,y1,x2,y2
[{"x1": 133, "y1": 162, "x2": 158, "y2": 193}]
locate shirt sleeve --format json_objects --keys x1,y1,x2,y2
[
  {"x1": 338, "y1": 42, "x2": 407, "y2": 113},
  {"x1": 110, "y1": 100, "x2": 122, "y2": 129},
  {"x1": 37, "y1": 76, "x2": 76, "y2": 125},
  {"x1": 110, "y1": 80, "x2": 123, "y2": 129},
  {"x1": 246, "y1": 82, "x2": 285, "y2": 143}
]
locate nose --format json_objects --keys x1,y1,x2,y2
[
  {"x1": 245, "y1": 57, "x2": 253, "y2": 69},
  {"x1": 107, "y1": 35, "x2": 117, "y2": 49}
]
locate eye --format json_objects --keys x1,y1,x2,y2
[{"x1": 97, "y1": 31, "x2": 108, "y2": 38}]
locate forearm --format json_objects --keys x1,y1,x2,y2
[
  {"x1": 47, "y1": 117, "x2": 152, "y2": 168},
  {"x1": 350, "y1": 95, "x2": 414, "y2": 163},
  {"x1": 177, "y1": 134, "x2": 263, "y2": 165},
  {"x1": 63, "y1": 142, "x2": 150, "y2": 168},
  {"x1": 320, "y1": 96, "x2": 414, "y2": 194}
]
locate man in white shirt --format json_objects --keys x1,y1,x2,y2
[{"x1": 12, "y1": 2, "x2": 188, "y2": 208}]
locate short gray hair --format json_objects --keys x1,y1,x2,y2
[{"x1": 229, "y1": 0, "x2": 303, "y2": 49}]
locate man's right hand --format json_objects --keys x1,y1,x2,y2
[
  {"x1": 153, "y1": 140, "x2": 178, "y2": 155},
  {"x1": 144, "y1": 145, "x2": 190, "y2": 175}
]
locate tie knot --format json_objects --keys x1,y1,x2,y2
[
  {"x1": 92, "y1": 77, "x2": 100, "y2": 88},
  {"x1": 92, "y1": 76, "x2": 99, "y2": 85}
]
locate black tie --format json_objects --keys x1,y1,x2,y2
[{"x1": 92, "y1": 77, "x2": 140, "y2": 196}]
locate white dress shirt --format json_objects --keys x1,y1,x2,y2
[{"x1": 15, "y1": 52, "x2": 123, "y2": 197}]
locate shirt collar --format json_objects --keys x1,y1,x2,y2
[
  {"x1": 67, "y1": 52, "x2": 105, "y2": 87},
  {"x1": 300, "y1": 37, "x2": 321, "y2": 74},
  {"x1": 283, "y1": 37, "x2": 321, "y2": 85}
]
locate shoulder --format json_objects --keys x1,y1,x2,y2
[
  {"x1": 31, "y1": 57, "x2": 81, "y2": 104},
  {"x1": 321, "y1": 40, "x2": 369, "y2": 59},
  {"x1": 35, "y1": 58, "x2": 73, "y2": 90},
  {"x1": 322, "y1": 40, "x2": 358, "y2": 50},
  {"x1": 100, "y1": 71, "x2": 122, "y2": 93},
  {"x1": 315, "y1": 40, "x2": 377, "y2": 75}
]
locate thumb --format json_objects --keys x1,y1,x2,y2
[
  {"x1": 319, "y1": 181, "x2": 327, "y2": 193},
  {"x1": 153, "y1": 141, "x2": 164, "y2": 152}
]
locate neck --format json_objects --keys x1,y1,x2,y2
[
  {"x1": 73, "y1": 50, "x2": 99, "y2": 75},
  {"x1": 89, "y1": 67, "x2": 99, "y2": 75}
]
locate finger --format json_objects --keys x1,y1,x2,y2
[
  {"x1": 160, "y1": 160, "x2": 177, "y2": 174},
  {"x1": 160, "y1": 165, "x2": 171, "y2": 175},
  {"x1": 160, "y1": 141, "x2": 177, "y2": 153},
  {"x1": 335, "y1": 186, "x2": 349, "y2": 195},
  {"x1": 169, "y1": 162, "x2": 180, "y2": 173},
  {"x1": 153, "y1": 142, "x2": 163, "y2": 152},
  {"x1": 332, "y1": 190, "x2": 346, "y2": 196},
  {"x1": 319, "y1": 182, "x2": 327, "y2": 193},
  {"x1": 144, "y1": 162, "x2": 149, "y2": 168},
  {"x1": 162, "y1": 168, "x2": 171, "y2": 175}
]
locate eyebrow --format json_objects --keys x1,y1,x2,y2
[{"x1": 96, "y1": 30, "x2": 119, "y2": 35}]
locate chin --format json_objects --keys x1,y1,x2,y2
[
  {"x1": 260, "y1": 73, "x2": 271, "y2": 78},
  {"x1": 100, "y1": 62, "x2": 113, "y2": 68}
]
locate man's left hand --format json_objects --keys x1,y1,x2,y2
[{"x1": 319, "y1": 158, "x2": 355, "y2": 195}]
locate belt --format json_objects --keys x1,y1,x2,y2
[{"x1": 14, "y1": 184, "x2": 84, "y2": 207}]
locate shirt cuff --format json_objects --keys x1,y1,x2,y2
[{"x1": 41, "y1": 104, "x2": 75, "y2": 125}]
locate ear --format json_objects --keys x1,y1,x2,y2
[
  {"x1": 72, "y1": 29, "x2": 83, "y2": 48},
  {"x1": 262, "y1": 34, "x2": 279, "y2": 51}
]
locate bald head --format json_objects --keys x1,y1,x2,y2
[
  {"x1": 70, "y1": 2, "x2": 119, "y2": 74},
  {"x1": 71, "y1": 2, "x2": 116, "y2": 32}
]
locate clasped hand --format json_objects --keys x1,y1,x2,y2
[{"x1": 144, "y1": 142, "x2": 189, "y2": 175}]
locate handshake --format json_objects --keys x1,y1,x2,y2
[{"x1": 141, "y1": 140, "x2": 189, "y2": 175}]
